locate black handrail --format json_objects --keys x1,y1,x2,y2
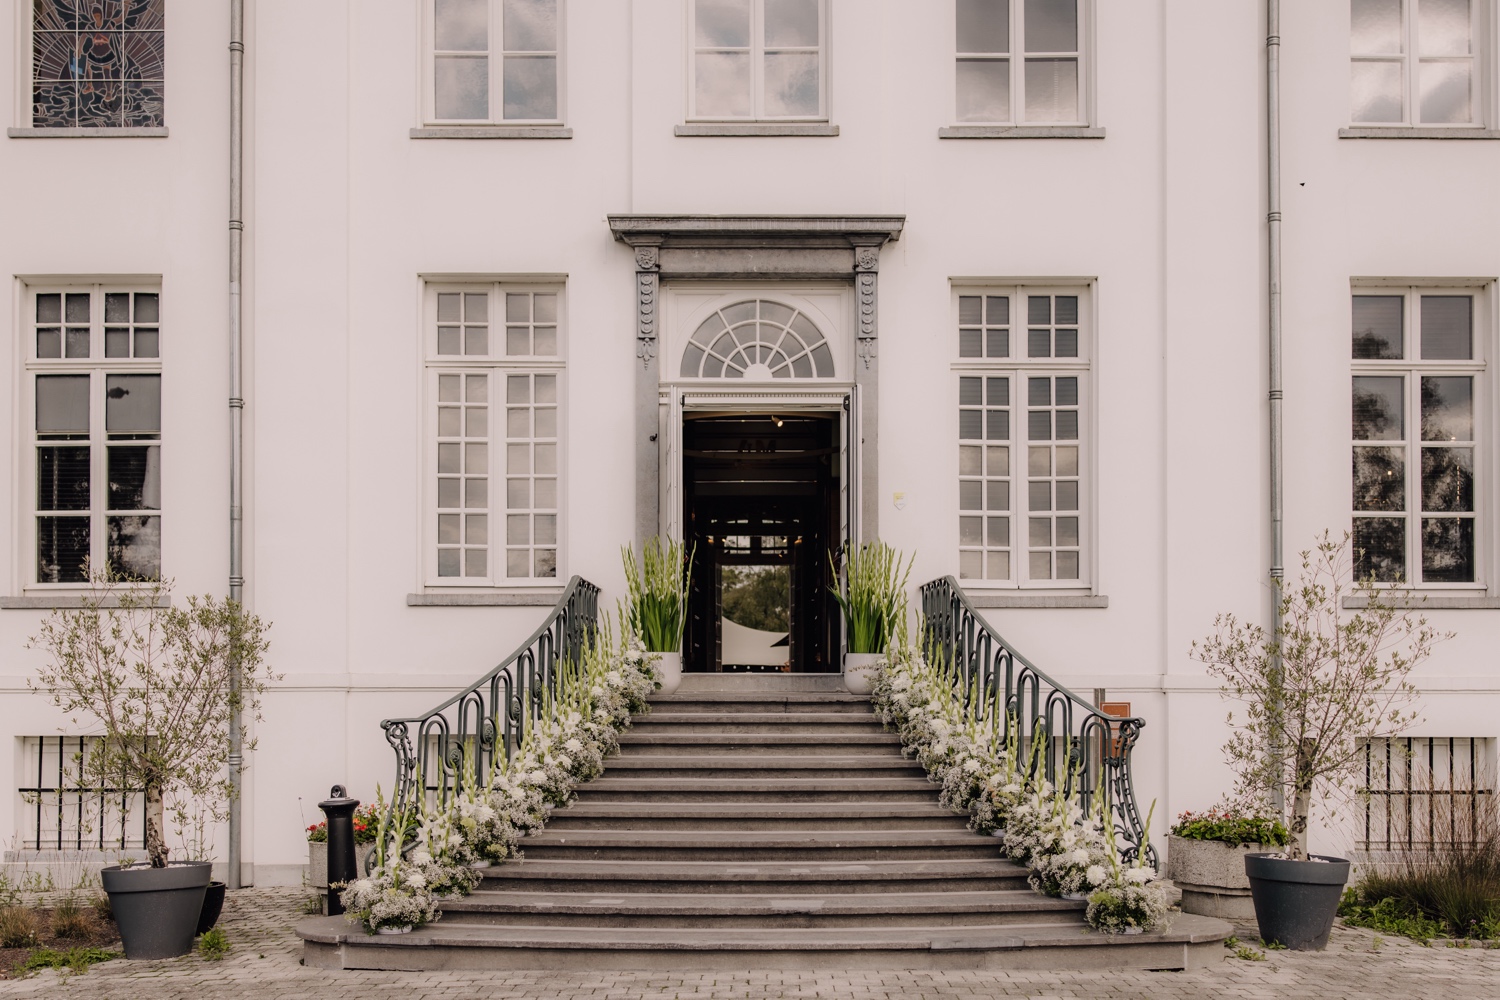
[
  {"x1": 920, "y1": 576, "x2": 1157, "y2": 866},
  {"x1": 380, "y1": 576, "x2": 601, "y2": 819}
]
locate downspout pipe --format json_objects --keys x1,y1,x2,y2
[
  {"x1": 228, "y1": 0, "x2": 246, "y2": 889},
  {"x1": 1266, "y1": 0, "x2": 1286, "y2": 819}
]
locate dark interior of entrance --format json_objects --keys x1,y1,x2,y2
[{"x1": 683, "y1": 413, "x2": 839, "y2": 673}]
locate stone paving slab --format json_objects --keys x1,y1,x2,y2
[{"x1": 3, "y1": 887, "x2": 1497, "y2": 999}]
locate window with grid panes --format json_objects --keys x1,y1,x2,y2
[
  {"x1": 955, "y1": 0, "x2": 1086, "y2": 125},
  {"x1": 956, "y1": 288, "x2": 1088, "y2": 586},
  {"x1": 1350, "y1": 0, "x2": 1485, "y2": 127},
  {"x1": 429, "y1": 0, "x2": 561, "y2": 123},
  {"x1": 1351, "y1": 289, "x2": 1484, "y2": 585},
  {"x1": 28, "y1": 286, "x2": 162, "y2": 585},
  {"x1": 428, "y1": 284, "x2": 561, "y2": 585},
  {"x1": 690, "y1": 0, "x2": 826, "y2": 120}
]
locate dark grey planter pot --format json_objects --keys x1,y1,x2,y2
[
  {"x1": 101, "y1": 861, "x2": 213, "y2": 960},
  {"x1": 1244, "y1": 852, "x2": 1351, "y2": 951},
  {"x1": 196, "y1": 880, "x2": 226, "y2": 935}
]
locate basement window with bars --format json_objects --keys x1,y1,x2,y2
[
  {"x1": 1357, "y1": 737, "x2": 1495, "y2": 851},
  {"x1": 16, "y1": 736, "x2": 145, "y2": 852},
  {"x1": 425, "y1": 282, "x2": 563, "y2": 586}
]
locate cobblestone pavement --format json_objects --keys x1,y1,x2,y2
[{"x1": 4, "y1": 887, "x2": 1497, "y2": 999}]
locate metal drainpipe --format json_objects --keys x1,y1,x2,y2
[
  {"x1": 1266, "y1": 0, "x2": 1286, "y2": 819},
  {"x1": 227, "y1": 0, "x2": 246, "y2": 889}
]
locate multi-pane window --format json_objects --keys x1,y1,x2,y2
[
  {"x1": 1351, "y1": 0, "x2": 1482, "y2": 126},
  {"x1": 18, "y1": 736, "x2": 145, "y2": 852},
  {"x1": 31, "y1": 0, "x2": 165, "y2": 128},
  {"x1": 429, "y1": 0, "x2": 561, "y2": 123},
  {"x1": 29, "y1": 287, "x2": 162, "y2": 585},
  {"x1": 957, "y1": 288, "x2": 1088, "y2": 586},
  {"x1": 955, "y1": 0, "x2": 1085, "y2": 125},
  {"x1": 428, "y1": 285, "x2": 562, "y2": 585},
  {"x1": 1351, "y1": 289, "x2": 1484, "y2": 585},
  {"x1": 690, "y1": 0, "x2": 826, "y2": 120},
  {"x1": 1358, "y1": 737, "x2": 1494, "y2": 850}
]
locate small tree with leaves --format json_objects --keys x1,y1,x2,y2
[
  {"x1": 27, "y1": 574, "x2": 273, "y2": 868},
  {"x1": 1191, "y1": 531, "x2": 1446, "y2": 860}
]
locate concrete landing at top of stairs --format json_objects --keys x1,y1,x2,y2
[{"x1": 672, "y1": 673, "x2": 852, "y2": 693}]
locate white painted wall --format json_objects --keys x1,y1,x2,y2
[{"x1": 3, "y1": 0, "x2": 1498, "y2": 881}]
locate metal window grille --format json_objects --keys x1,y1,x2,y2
[
  {"x1": 16, "y1": 736, "x2": 146, "y2": 851},
  {"x1": 1359, "y1": 737, "x2": 1494, "y2": 851}
]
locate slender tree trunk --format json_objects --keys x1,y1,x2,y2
[
  {"x1": 1289, "y1": 738, "x2": 1315, "y2": 860},
  {"x1": 145, "y1": 780, "x2": 169, "y2": 867}
]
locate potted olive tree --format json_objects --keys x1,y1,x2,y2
[
  {"x1": 623, "y1": 537, "x2": 692, "y2": 694},
  {"x1": 28, "y1": 574, "x2": 272, "y2": 960},
  {"x1": 1191, "y1": 532, "x2": 1443, "y2": 950},
  {"x1": 831, "y1": 542, "x2": 912, "y2": 694}
]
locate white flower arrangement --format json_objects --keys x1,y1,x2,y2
[
  {"x1": 338, "y1": 857, "x2": 441, "y2": 934},
  {"x1": 1084, "y1": 801, "x2": 1170, "y2": 934}
]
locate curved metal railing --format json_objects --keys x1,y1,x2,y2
[
  {"x1": 380, "y1": 576, "x2": 601, "y2": 819},
  {"x1": 920, "y1": 576, "x2": 1156, "y2": 866}
]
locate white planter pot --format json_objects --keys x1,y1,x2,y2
[
  {"x1": 655, "y1": 650, "x2": 683, "y2": 694},
  {"x1": 376, "y1": 925, "x2": 413, "y2": 935},
  {"x1": 842, "y1": 652, "x2": 884, "y2": 694},
  {"x1": 1166, "y1": 834, "x2": 1271, "y2": 922}
]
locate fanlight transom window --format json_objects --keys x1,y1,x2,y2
[{"x1": 681, "y1": 299, "x2": 834, "y2": 379}]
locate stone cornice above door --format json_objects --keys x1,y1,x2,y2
[{"x1": 607, "y1": 215, "x2": 905, "y2": 280}]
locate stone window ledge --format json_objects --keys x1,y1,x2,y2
[
  {"x1": 407, "y1": 590, "x2": 565, "y2": 607},
  {"x1": 965, "y1": 593, "x2": 1109, "y2": 609},
  {"x1": 1341, "y1": 594, "x2": 1500, "y2": 609},
  {"x1": 675, "y1": 123, "x2": 839, "y2": 137},
  {"x1": 409, "y1": 126, "x2": 572, "y2": 139},
  {"x1": 1338, "y1": 127, "x2": 1500, "y2": 139},
  {"x1": 8, "y1": 127, "x2": 169, "y2": 138},
  {"x1": 1, "y1": 594, "x2": 172, "y2": 609},
  {"x1": 938, "y1": 126, "x2": 1104, "y2": 139}
]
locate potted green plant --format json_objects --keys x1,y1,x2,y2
[
  {"x1": 622, "y1": 537, "x2": 692, "y2": 694},
  {"x1": 1166, "y1": 801, "x2": 1288, "y2": 921},
  {"x1": 27, "y1": 574, "x2": 272, "y2": 960},
  {"x1": 1191, "y1": 532, "x2": 1445, "y2": 950},
  {"x1": 830, "y1": 542, "x2": 912, "y2": 694}
]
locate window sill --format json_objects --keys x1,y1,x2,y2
[
  {"x1": 1341, "y1": 593, "x2": 1500, "y2": 609},
  {"x1": 964, "y1": 593, "x2": 1109, "y2": 609},
  {"x1": 1338, "y1": 127, "x2": 1500, "y2": 139},
  {"x1": 1, "y1": 594, "x2": 172, "y2": 609},
  {"x1": 8, "y1": 126, "x2": 169, "y2": 138},
  {"x1": 674, "y1": 123, "x2": 839, "y2": 137},
  {"x1": 409, "y1": 126, "x2": 573, "y2": 139},
  {"x1": 938, "y1": 125, "x2": 1104, "y2": 139},
  {"x1": 407, "y1": 590, "x2": 566, "y2": 607}
]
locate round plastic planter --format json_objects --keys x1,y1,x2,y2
[
  {"x1": 195, "y1": 880, "x2": 227, "y2": 935},
  {"x1": 101, "y1": 860, "x2": 212, "y2": 960},
  {"x1": 1244, "y1": 852, "x2": 1350, "y2": 951},
  {"x1": 655, "y1": 651, "x2": 683, "y2": 695},
  {"x1": 843, "y1": 653, "x2": 883, "y2": 694}
]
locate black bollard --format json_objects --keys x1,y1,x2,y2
[{"x1": 318, "y1": 785, "x2": 360, "y2": 916}]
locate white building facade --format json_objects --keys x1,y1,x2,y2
[{"x1": 1, "y1": 0, "x2": 1497, "y2": 884}]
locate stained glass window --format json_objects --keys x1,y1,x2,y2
[{"x1": 33, "y1": 0, "x2": 165, "y2": 129}]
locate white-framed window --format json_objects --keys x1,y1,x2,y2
[
  {"x1": 28, "y1": 0, "x2": 165, "y2": 128},
  {"x1": 1350, "y1": 0, "x2": 1487, "y2": 127},
  {"x1": 25, "y1": 284, "x2": 162, "y2": 586},
  {"x1": 1357, "y1": 737, "x2": 1495, "y2": 851},
  {"x1": 954, "y1": 0, "x2": 1087, "y2": 125},
  {"x1": 954, "y1": 285, "x2": 1090, "y2": 588},
  {"x1": 18, "y1": 736, "x2": 145, "y2": 852},
  {"x1": 424, "y1": 282, "x2": 563, "y2": 586},
  {"x1": 425, "y1": 0, "x2": 563, "y2": 124},
  {"x1": 689, "y1": 0, "x2": 827, "y2": 121},
  {"x1": 1351, "y1": 286, "x2": 1486, "y2": 586}
]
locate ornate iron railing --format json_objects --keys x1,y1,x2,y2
[
  {"x1": 381, "y1": 577, "x2": 601, "y2": 818},
  {"x1": 920, "y1": 576, "x2": 1157, "y2": 866}
]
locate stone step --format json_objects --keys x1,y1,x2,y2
[
  {"x1": 546, "y1": 801, "x2": 969, "y2": 831},
  {"x1": 478, "y1": 858, "x2": 1032, "y2": 894},
  {"x1": 615, "y1": 732, "x2": 903, "y2": 755},
  {"x1": 631, "y1": 712, "x2": 888, "y2": 731},
  {"x1": 300, "y1": 912, "x2": 1236, "y2": 972},
  {"x1": 518, "y1": 829, "x2": 1000, "y2": 862},
  {"x1": 599, "y1": 756, "x2": 924, "y2": 779},
  {"x1": 572, "y1": 776, "x2": 941, "y2": 802},
  {"x1": 643, "y1": 693, "x2": 870, "y2": 715},
  {"x1": 438, "y1": 888, "x2": 1083, "y2": 928}
]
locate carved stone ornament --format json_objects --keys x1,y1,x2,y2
[
  {"x1": 636, "y1": 272, "x2": 658, "y2": 368},
  {"x1": 854, "y1": 246, "x2": 880, "y2": 272},
  {"x1": 635, "y1": 245, "x2": 659, "y2": 271},
  {"x1": 857, "y1": 271, "x2": 878, "y2": 368}
]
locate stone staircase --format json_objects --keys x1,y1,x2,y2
[{"x1": 300, "y1": 675, "x2": 1229, "y2": 971}]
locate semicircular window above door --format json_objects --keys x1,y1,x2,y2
[{"x1": 680, "y1": 299, "x2": 835, "y2": 379}]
